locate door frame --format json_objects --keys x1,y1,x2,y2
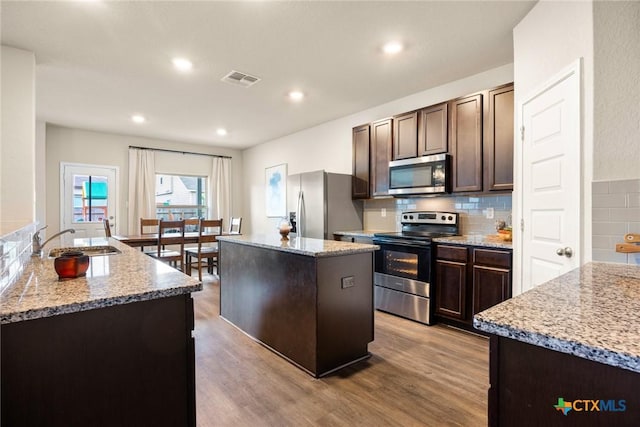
[
  {"x1": 513, "y1": 58, "x2": 591, "y2": 296},
  {"x1": 60, "y1": 162, "x2": 120, "y2": 236}
]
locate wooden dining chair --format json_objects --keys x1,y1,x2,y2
[
  {"x1": 103, "y1": 218, "x2": 112, "y2": 237},
  {"x1": 139, "y1": 218, "x2": 160, "y2": 252},
  {"x1": 184, "y1": 219, "x2": 223, "y2": 281},
  {"x1": 229, "y1": 217, "x2": 242, "y2": 235},
  {"x1": 148, "y1": 219, "x2": 186, "y2": 271},
  {"x1": 184, "y1": 217, "x2": 200, "y2": 233},
  {"x1": 140, "y1": 218, "x2": 160, "y2": 235}
]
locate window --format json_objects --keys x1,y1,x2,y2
[
  {"x1": 155, "y1": 174, "x2": 207, "y2": 223},
  {"x1": 73, "y1": 174, "x2": 109, "y2": 223}
]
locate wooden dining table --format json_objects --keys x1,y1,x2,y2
[{"x1": 112, "y1": 232, "x2": 235, "y2": 248}]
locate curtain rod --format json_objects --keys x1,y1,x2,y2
[{"x1": 128, "y1": 145, "x2": 232, "y2": 159}]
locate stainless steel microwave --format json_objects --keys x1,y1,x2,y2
[{"x1": 388, "y1": 153, "x2": 450, "y2": 196}]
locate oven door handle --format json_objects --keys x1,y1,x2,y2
[{"x1": 372, "y1": 238, "x2": 431, "y2": 248}]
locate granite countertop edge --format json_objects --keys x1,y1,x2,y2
[
  {"x1": 473, "y1": 262, "x2": 640, "y2": 374},
  {"x1": 2, "y1": 285, "x2": 202, "y2": 324},
  {"x1": 218, "y1": 234, "x2": 378, "y2": 257},
  {"x1": 1, "y1": 237, "x2": 202, "y2": 325},
  {"x1": 473, "y1": 317, "x2": 640, "y2": 373},
  {"x1": 433, "y1": 235, "x2": 513, "y2": 249},
  {"x1": 333, "y1": 230, "x2": 391, "y2": 238}
]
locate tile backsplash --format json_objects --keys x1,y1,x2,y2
[
  {"x1": 0, "y1": 222, "x2": 37, "y2": 294},
  {"x1": 592, "y1": 178, "x2": 640, "y2": 265},
  {"x1": 364, "y1": 194, "x2": 512, "y2": 235}
]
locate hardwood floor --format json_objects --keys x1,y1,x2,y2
[{"x1": 193, "y1": 274, "x2": 489, "y2": 426}]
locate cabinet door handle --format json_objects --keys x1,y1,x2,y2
[{"x1": 556, "y1": 247, "x2": 573, "y2": 258}]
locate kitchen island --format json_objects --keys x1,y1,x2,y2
[
  {"x1": 1, "y1": 236, "x2": 201, "y2": 427},
  {"x1": 474, "y1": 262, "x2": 640, "y2": 426},
  {"x1": 217, "y1": 234, "x2": 378, "y2": 377}
]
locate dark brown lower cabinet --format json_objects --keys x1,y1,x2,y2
[
  {"x1": 435, "y1": 245, "x2": 469, "y2": 321},
  {"x1": 435, "y1": 244, "x2": 512, "y2": 328},
  {"x1": 489, "y1": 336, "x2": 640, "y2": 426},
  {"x1": 473, "y1": 266, "x2": 510, "y2": 314},
  {"x1": 472, "y1": 248, "x2": 511, "y2": 315},
  {"x1": 435, "y1": 259, "x2": 467, "y2": 320},
  {"x1": 1, "y1": 294, "x2": 196, "y2": 427}
]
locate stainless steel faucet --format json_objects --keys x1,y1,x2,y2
[{"x1": 31, "y1": 226, "x2": 76, "y2": 257}]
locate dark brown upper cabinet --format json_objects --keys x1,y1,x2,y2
[
  {"x1": 393, "y1": 111, "x2": 418, "y2": 160},
  {"x1": 418, "y1": 102, "x2": 448, "y2": 156},
  {"x1": 352, "y1": 124, "x2": 371, "y2": 199},
  {"x1": 484, "y1": 83, "x2": 514, "y2": 191},
  {"x1": 450, "y1": 94, "x2": 483, "y2": 192},
  {"x1": 351, "y1": 83, "x2": 513, "y2": 199},
  {"x1": 370, "y1": 118, "x2": 393, "y2": 197}
]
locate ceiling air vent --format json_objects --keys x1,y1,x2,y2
[{"x1": 221, "y1": 70, "x2": 261, "y2": 88}]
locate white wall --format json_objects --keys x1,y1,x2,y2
[
  {"x1": 512, "y1": 0, "x2": 595, "y2": 294},
  {"x1": 1, "y1": 46, "x2": 36, "y2": 225},
  {"x1": 593, "y1": 0, "x2": 640, "y2": 181},
  {"x1": 45, "y1": 125, "x2": 243, "y2": 235},
  {"x1": 35, "y1": 121, "x2": 47, "y2": 229},
  {"x1": 243, "y1": 63, "x2": 514, "y2": 235}
]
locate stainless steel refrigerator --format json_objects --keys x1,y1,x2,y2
[{"x1": 287, "y1": 171, "x2": 363, "y2": 240}]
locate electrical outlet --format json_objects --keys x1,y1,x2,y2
[
  {"x1": 341, "y1": 276, "x2": 355, "y2": 289},
  {"x1": 486, "y1": 208, "x2": 494, "y2": 219},
  {"x1": 381, "y1": 208, "x2": 386, "y2": 218}
]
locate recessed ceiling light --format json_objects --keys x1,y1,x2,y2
[
  {"x1": 216, "y1": 128, "x2": 228, "y2": 136},
  {"x1": 288, "y1": 91, "x2": 304, "y2": 101},
  {"x1": 172, "y1": 57, "x2": 193, "y2": 72},
  {"x1": 382, "y1": 41, "x2": 403, "y2": 55},
  {"x1": 131, "y1": 115, "x2": 146, "y2": 124}
]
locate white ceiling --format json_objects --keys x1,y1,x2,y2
[{"x1": 1, "y1": 1, "x2": 536, "y2": 150}]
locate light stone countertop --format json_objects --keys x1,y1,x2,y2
[
  {"x1": 433, "y1": 235, "x2": 513, "y2": 249},
  {"x1": 218, "y1": 234, "x2": 379, "y2": 257},
  {"x1": 333, "y1": 230, "x2": 394, "y2": 239},
  {"x1": 474, "y1": 262, "x2": 640, "y2": 373},
  {"x1": 1, "y1": 237, "x2": 201, "y2": 324}
]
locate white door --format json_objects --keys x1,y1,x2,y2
[
  {"x1": 61, "y1": 163, "x2": 118, "y2": 238},
  {"x1": 519, "y1": 61, "x2": 581, "y2": 294}
]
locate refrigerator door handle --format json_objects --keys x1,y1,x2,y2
[{"x1": 297, "y1": 190, "x2": 304, "y2": 238}]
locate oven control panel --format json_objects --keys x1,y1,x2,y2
[{"x1": 401, "y1": 211, "x2": 458, "y2": 226}]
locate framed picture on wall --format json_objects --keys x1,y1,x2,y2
[{"x1": 265, "y1": 163, "x2": 287, "y2": 217}]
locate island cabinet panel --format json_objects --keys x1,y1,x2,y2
[
  {"x1": 1, "y1": 294, "x2": 196, "y2": 427},
  {"x1": 219, "y1": 240, "x2": 374, "y2": 377},
  {"x1": 450, "y1": 94, "x2": 483, "y2": 192},
  {"x1": 418, "y1": 102, "x2": 448, "y2": 156},
  {"x1": 490, "y1": 336, "x2": 640, "y2": 427},
  {"x1": 317, "y1": 255, "x2": 374, "y2": 374},
  {"x1": 484, "y1": 84, "x2": 515, "y2": 192},
  {"x1": 352, "y1": 124, "x2": 371, "y2": 199},
  {"x1": 370, "y1": 118, "x2": 393, "y2": 197},
  {"x1": 393, "y1": 111, "x2": 418, "y2": 160}
]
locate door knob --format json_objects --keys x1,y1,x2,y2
[{"x1": 556, "y1": 247, "x2": 573, "y2": 258}]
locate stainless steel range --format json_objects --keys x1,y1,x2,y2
[{"x1": 372, "y1": 211, "x2": 459, "y2": 325}]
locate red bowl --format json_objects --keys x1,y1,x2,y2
[{"x1": 54, "y1": 251, "x2": 90, "y2": 280}]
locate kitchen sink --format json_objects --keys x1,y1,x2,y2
[{"x1": 48, "y1": 245, "x2": 122, "y2": 258}]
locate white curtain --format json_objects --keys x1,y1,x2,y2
[
  {"x1": 210, "y1": 157, "x2": 231, "y2": 225},
  {"x1": 127, "y1": 148, "x2": 156, "y2": 234}
]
